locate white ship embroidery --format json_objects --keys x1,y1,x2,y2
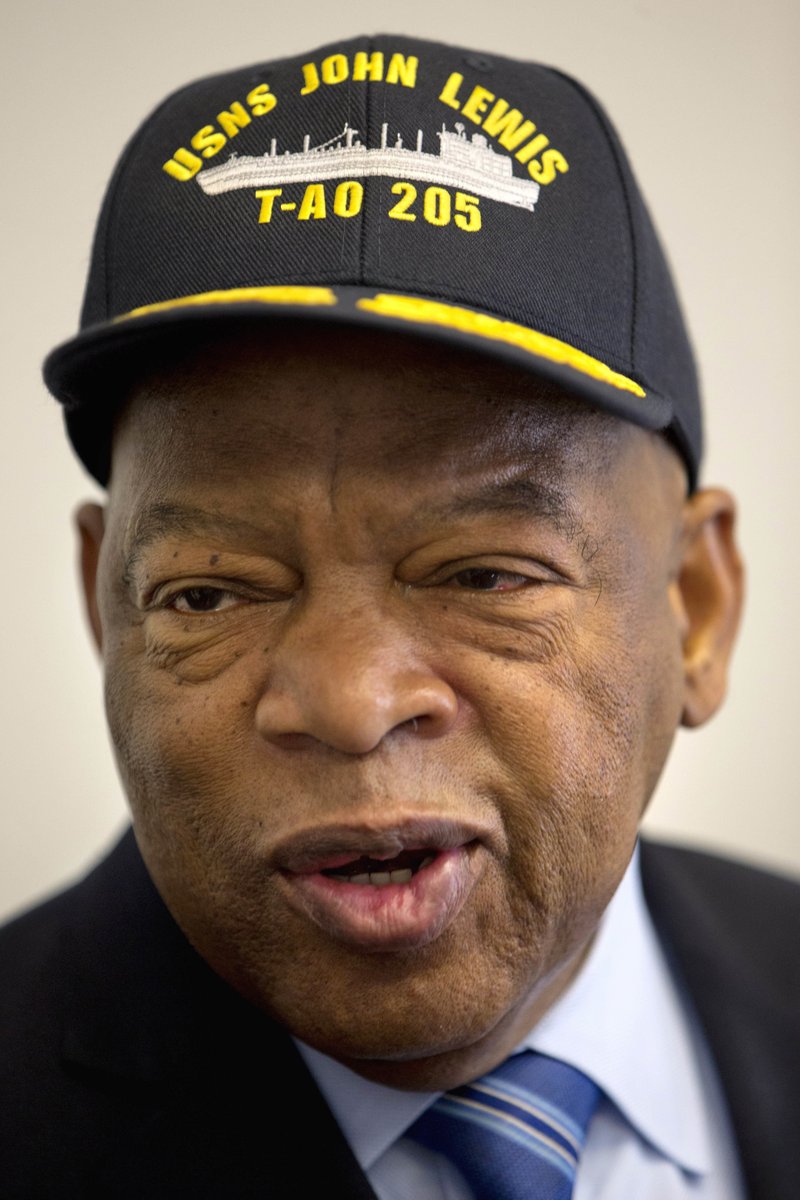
[{"x1": 196, "y1": 122, "x2": 541, "y2": 212}]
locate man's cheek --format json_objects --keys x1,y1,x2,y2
[
  {"x1": 490, "y1": 651, "x2": 643, "y2": 850},
  {"x1": 493, "y1": 636, "x2": 635, "y2": 778},
  {"x1": 140, "y1": 613, "x2": 263, "y2": 684},
  {"x1": 104, "y1": 659, "x2": 241, "y2": 820}
]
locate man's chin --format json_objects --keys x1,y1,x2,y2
[
  {"x1": 311, "y1": 1023, "x2": 522, "y2": 1092},
  {"x1": 277, "y1": 975, "x2": 541, "y2": 1091},
  {"x1": 275, "y1": 930, "x2": 594, "y2": 1091}
]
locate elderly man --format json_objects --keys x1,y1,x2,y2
[{"x1": 1, "y1": 34, "x2": 797, "y2": 1200}]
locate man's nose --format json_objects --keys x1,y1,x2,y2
[{"x1": 254, "y1": 603, "x2": 459, "y2": 755}]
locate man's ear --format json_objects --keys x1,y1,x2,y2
[
  {"x1": 76, "y1": 502, "x2": 106, "y2": 653},
  {"x1": 672, "y1": 488, "x2": 744, "y2": 728}
]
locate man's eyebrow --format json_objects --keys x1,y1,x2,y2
[
  {"x1": 122, "y1": 482, "x2": 582, "y2": 575},
  {"x1": 123, "y1": 503, "x2": 272, "y2": 573},
  {"x1": 430, "y1": 478, "x2": 583, "y2": 538}
]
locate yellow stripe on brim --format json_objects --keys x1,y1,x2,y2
[
  {"x1": 356, "y1": 293, "x2": 646, "y2": 399},
  {"x1": 118, "y1": 285, "x2": 338, "y2": 320},
  {"x1": 114, "y1": 285, "x2": 643, "y2": 402}
]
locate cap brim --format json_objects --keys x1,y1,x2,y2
[{"x1": 44, "y1": 284, "x2": 673, "y2": 485}]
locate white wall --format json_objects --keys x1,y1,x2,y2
[{"x1": 2, "y1": 0, "x2": 798, "y2": 920}]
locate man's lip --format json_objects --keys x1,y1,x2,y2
[
  {"x1": 275, "y1": 842, "x2": 487, "y2": 952},
  {"x1": 271, "y1": 816, "x2": 497, "y2": 875}
]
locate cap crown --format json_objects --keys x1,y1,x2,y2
[{"x1": 51, "y1": 35, "x2": 702, "y2": 483}]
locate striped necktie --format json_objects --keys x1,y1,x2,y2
[{"x1": 405, "y1": 1051, "x2": 600, "y2": 1199}]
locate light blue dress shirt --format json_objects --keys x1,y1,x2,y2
[{"x1": 297, "y1": 843, "x2": 746, "y2": 1198}]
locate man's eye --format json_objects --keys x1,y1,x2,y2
[
  {"x1": 169, "y1": 587, "x2": 243, "y2": 613},
  {"x1": 450, "y1": 568, "x2": 531, "y2": 592}
]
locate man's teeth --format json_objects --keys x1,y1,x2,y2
[{"x1": 329, "y1": 856, "x2": 435, "y2": 886}]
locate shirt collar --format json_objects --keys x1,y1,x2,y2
[
  {"x1": 295, "y1": 1040, "x2": 434, "y2": 1169},
  {"x1": 525, "y1": 841, "x2": 711, "y2": 1174},
  {"x1": 296, "y1": 842, "x2": 713, "y2": 1175}
]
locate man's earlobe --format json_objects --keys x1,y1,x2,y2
[
  {"x1": 75, "y1": 502, "x2": 106, "y2": 653},
  {"x1": 673, "y1": 488, "x2": 744, "y2": 728}
]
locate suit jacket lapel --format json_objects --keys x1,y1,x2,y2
[
  {"x1": 641, "y1": 841, "x2": 800, "y2": 1200},
  {"x1": 61, "y1": 830, "x2": 378, "y2": 1199}
]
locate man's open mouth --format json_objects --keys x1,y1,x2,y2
[
  {"x1": 271, "y1": 818, "x2": 493, "y2": 951},
  {"x1": 319, "y1": 847, "x2": 437, "y2": 886}
]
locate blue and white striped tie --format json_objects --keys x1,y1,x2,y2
[{"x1": 406, "y1": 1051, "x2": 600, "y2": 1199}]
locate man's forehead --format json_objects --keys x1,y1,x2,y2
[
  {"x1": 108, "y1": 332, "x2": 688, "y2": 571},
  {"x1": 114, "y1": 323, "x2": 630, "y2": 478}
]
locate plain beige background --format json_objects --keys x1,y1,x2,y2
[{"x1": 2, "y1": 0, "x2": 798, "y2": 921}]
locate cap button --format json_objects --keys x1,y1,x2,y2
[{"x1": 464, "y1": 54, "x2": 493, "y2": 72}]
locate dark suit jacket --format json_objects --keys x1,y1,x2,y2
[{"x1": 1, "y1": 831, "x2": 797, "y2": 1199}]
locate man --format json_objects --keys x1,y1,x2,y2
[{"x1": 1, "y1": 33, "x2": 797, "y2": 1200}]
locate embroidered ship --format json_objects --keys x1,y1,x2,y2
[{"x1": 196, "y1": 123, "x2": 540, "y2": 212}]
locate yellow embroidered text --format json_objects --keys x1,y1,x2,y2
[
  {"x1": 388, "y1": 184, "x2": 481, "y2": 230},
  {"x1": 253, "y1": 180, "x2": 481, "y2": 231},
  {"x1": 301, "y1": 52, "x2": 418, "y2": 95},
  {"x1": 255, "y1": 181, "x2": 364, "y2": 223},
  {"x1": 163, "y1": 85, "x2": 277, "y2": 183},
  {"x1": 438, "y1": 72, "x2": 568, "y2": 186}
]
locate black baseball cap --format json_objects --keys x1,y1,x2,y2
[{"x1": 43, "y1": 34, "x2": 702, "y2": 488}]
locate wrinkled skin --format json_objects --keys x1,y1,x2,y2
[{"x1": 78, "y1": 326, "x2": 743, "y2": 1091}]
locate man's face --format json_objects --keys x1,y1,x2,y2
[{"x1": 85, "y1": 326, "x2": 696, "y2": 1088}]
